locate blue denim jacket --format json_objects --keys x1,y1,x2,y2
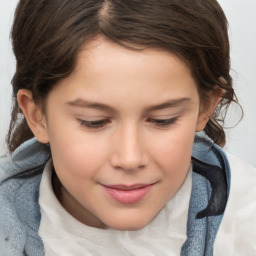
[{"x1": 0, "y1": 134, "x2": 230, "y2": 255}]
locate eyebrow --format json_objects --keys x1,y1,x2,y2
[
  {"x1": 66, "y1": 97, "x2": 191, "y2": 112},
  {"x1": 66, "y1": 98, "x2": 115, "y2": 112},
  {"x1": 145, "y1": 97, "x2": 191, "y2": 112}
]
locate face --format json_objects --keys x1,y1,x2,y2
[{"x1": 22, "y1": 37, "x2": 212, "y2": 230}]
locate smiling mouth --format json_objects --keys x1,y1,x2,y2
[{"x1": 102, "y1": 183, "x2": 154, "y2": 204}]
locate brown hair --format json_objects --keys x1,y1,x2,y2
[{"x1": 7, "y1": 0, "x2": 238, "y2": 152}]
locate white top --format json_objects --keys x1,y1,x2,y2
[
  {"x1": 38, "y1": 160, "x2": 192, "y2": 256},
  {"x1": 214, "y1": 153, "x2": 256, "y2": 256}
]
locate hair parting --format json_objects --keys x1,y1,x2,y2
[{"x1": 7, "y1": 0, "x2": 241, "y2": 152}]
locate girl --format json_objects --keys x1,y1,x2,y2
[{"x1": 1, "y1": 0, "x2": 255, "y2": 255}]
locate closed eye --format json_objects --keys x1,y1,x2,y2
[
  {"x1": 78, "y1": 119, "x2": 111, "y2": 129},
  {"x1": 147, "y1": 117, "x2": 179, "y2": 127},
  {"x1": 78, "y1": 117, "x2": 178, "y2": 130}
]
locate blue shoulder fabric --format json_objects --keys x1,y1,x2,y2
[
  {"x1": 0, "y1": 138, "x2": 50, "y2": 256},
  {"x1": 181, "y1": 134, "x2": 231, "y2": 256},
  {"x1": 0, "y1": 134, "x2": 230, "y2": 255}
]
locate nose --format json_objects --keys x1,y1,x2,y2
[{"x1": 110, "y1": 124, "x2": 147, "y2": 171}]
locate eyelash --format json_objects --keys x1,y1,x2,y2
[
  {"x1": 78, "y1": 117, "x2": 178, "y2": 129},
  {"x1": 79, "y1": 119, "x2": 110, "y2": 129},
  {"x1": 147, "y1": 117, "x2": 179, "y2": 127}
]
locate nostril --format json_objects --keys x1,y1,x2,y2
[
  {"x1": 114, "y1": 163, "x2": 146, "y2": 172},
  {"x1": 110, "y1": 132, "x2": 147, "y2": 170},
  {"x1": 5, "y1": 236, "x2": 10, "y2": 242}
]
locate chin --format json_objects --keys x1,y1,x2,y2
[{"x1": 103, "y1": 213, "x2": 155, "y2": 231}]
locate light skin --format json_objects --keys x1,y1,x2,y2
[{"x1": 18, "y1": 37, "x2": 220, "y2": 231}]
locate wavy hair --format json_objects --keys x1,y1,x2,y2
[{"x1": 7, "y1": 0, "x2": 239, "y2": 151}]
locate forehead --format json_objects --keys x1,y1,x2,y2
[
  {"x1": 49, "y1": 37, "x2": 199, "y2": 110},
  {"x1": 73, "y1": 36, "x2": 192, "y2": 79}
]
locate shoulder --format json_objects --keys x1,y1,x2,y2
[
  {"x1": 0, "y1": 173, "x2": 43, "y2": 255},
  {"x1": 0, "y1": 139, "x2": 49, "y2": 255},
  {"x1": 0, "y1": 138, "x2": 49, "y2": 211},
  {"x1": 225, "y1": 152, "x2": 256, "y2": 211},
  {"x1": 0, "y1": 138, "x2": 50, "y2": 180},
  {"x1": 214, "y1": 152, "x2": 256, "y2": 255},
  {"x1": 226, "y1": 152, "x2": 256, "y2": 177},
  {"x1": 192, "y1": 134, "x2": 256, "y2": 255}
]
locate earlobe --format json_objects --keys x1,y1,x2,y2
[
  {"x1": 17, "y1": 89, "x2": 49, "y2": 143},
  {"x1": 195, "y1": 111, "x2": 210, "y2": 132},
  {"x1": 195, "y1": 89, "x2": 223, "y2": 132}
]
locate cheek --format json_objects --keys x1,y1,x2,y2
[
  {"x1": 48, "y1": 125, "x2": 110, "y2": 180},
  {"x1": 154, "y1": 123, "x2": 195, "y2": 160},
  {"x1": 150, "y1": 123, "x2": 196, "y2": 183},
  {"x1": 158, "y1": 137, "x2": 193, "y2": 173}
]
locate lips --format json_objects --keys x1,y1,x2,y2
[{"x1": 102, "y1": 183, "x2": 154, "y2": 204}]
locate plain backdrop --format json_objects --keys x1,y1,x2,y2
[{"x1": 0, "y1": 0, "x2": 256, "y2": 166}]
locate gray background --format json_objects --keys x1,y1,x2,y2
[{"x1": 0, "y1": 0, "x2": 256, "y2": 166}]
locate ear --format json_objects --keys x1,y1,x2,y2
[
  {"x1": 17, "y1": 89, "x2": 50, "y2": 143},
  {"x1": 196, "y1": 89, "x2": 223, "y2": 132}
]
